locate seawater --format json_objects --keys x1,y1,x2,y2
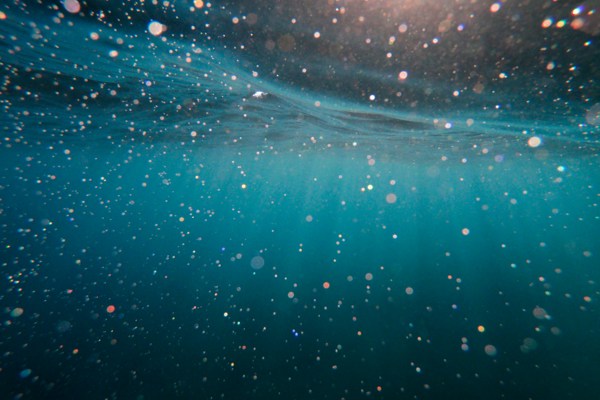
[{"x1": 1, "y1": 1, "x2": 599, "y2": 399}]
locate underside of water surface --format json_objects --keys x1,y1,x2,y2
[{"x1": 1, "y1": 1, "x2": 599, "y2": 399}]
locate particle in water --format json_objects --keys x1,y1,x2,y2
[
  {"x1": 586, "y1": 104, "x2": 600, "y2": 126},
  {"x1": 252, "y1": 91, "x2": 269, "y2": 99},
  {"x1": 19, "y1": 369, "x2": 32, "y2": 379},
  {"x1": 250, "y1": 256, "x2": 265, "y2": 270},
  {"x1": 106, "y1": 305, "x2": 116, "y2": 314},
  {"x1": 62, "y1": 0, "x2": 81, "y2": 14},
  {"x1": 10, "y1": 307, "x2": 24, "y2": 318},
  {"x1": 148, "y1": 21, "x2": 166, "y2": 36},
  {"x1": 56, "y1": 320, "x2": 73, "y2": 333},
  {"x1": 528, "y1": 136, "x2": 542, "y2": 148},
  {"x1": 405, "y1": 287, "x2": 414, "y2": 295},
  {"x1": 461, "y1": 228, "x2": 470, "y2": 236},
  {"x1": 520, "y1": 337, "x2": 538, "y2": 353},
  {"x1": 484, "y1": 344, "x2": 498, "y2": 356},
  {"x1": 551, "y1": 326, "x2": 562, "y2": 335},
  {"x1": 532, "y1": 306, "x2": 549, "y2": 320},
  {"x1": 386, "y1": 193, "x2": 397, "y2": 204}
]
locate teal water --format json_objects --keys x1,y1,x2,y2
[{"x1": 1, "y1": 1, "x2": 600, "y2": 399}]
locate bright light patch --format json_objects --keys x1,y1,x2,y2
[
  {"x1": 148, "y1": 21, "x2": 166, "y2": 36},
  {"x1": 571, "y1": 18, "x2": 584, "y2": 30},
  {"x1": 528, "y1": 136, "x2": 542, "y2": 148},
  {"x1": 63, "y1": 0, "x2": 81, "y2": 14}
]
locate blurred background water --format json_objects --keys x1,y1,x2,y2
[{"x1": 1, "y1": 1, "x2": 599, "y2": 399}]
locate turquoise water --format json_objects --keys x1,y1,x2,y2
[{"x1": 1, "y1": 1, "x2": 599, "y2": 399}]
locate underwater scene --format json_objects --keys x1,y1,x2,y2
[{"x1": 1, "y1": 0, "x2": 599, "y2": 399}]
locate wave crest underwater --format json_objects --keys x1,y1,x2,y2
[{"x1": 1, "y1": 0, "x2": 598, "y2": 158}]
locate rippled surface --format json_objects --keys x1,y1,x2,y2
[{"x1": 1, "y1": 1, "x2": 600, "y2": 399}]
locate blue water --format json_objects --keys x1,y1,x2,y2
[{"x1": 1, "y1": 1, "x2": 599, "y2": 399}]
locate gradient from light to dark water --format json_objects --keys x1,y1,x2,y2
[{"x1": 1, "y1": 1, "x2": 599, "y2": 399}]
